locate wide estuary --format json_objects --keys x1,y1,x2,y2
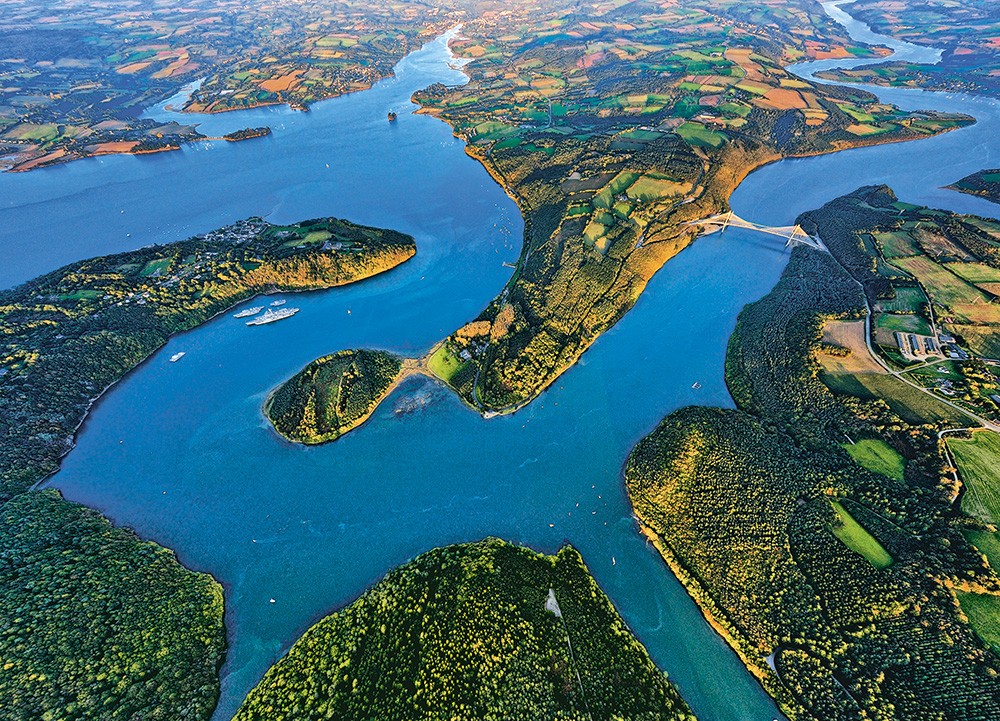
[{"x1": 2, "y1": 3, "x2": 998, "y2": 719}]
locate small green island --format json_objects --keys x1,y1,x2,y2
[
  {"x1": 948, "y1": 168, "x2": 1000, "y2": 205},
  {"x1": 233, "y1": 538, "x2": 695, "y2": 721},
  {"x1": 223, "y1": 127, "x2": 272, "y2": 142},
  {"x1": 266, "y1": 349, "x2": 409, "y2": 443}
]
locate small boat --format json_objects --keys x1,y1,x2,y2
[
  {"x1": 247, "y1": 307, "x2": 299, "y2": 326},
  {"x1": 169, "y1": 352, "x2": 186, "y2": 362},
  {"x1": 233, "y1": 306, "x2": 263, "y2": 318},
  {"x1": 270, "y1": 299, "x2": 286, "y2": 307},
  {"x1": 612, "y1": 556, "x2": 616, "y2": 566},
  {"x1": 691, "y1": 381, "x2": 702, "y2": 389}
]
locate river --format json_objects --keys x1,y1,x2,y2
[{"x1": 2, "y1": 4, "x2": 996, "y2": 720}]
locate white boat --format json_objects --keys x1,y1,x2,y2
[
  {"x1": 691, "y1": 381, "x2": 702, "y2": 389},
  {"x1": 234, "y1": 306, "x2": 264, "y2": 318},
  {"x1": 169, "y1": 352, "x2": 186, "y2": 362},
  {"x1": 270, "y1": 299, "x2": 287, "y2": 307},
  {"x1": 247, "y1": 307, "x2": 299, "y2": 326}
]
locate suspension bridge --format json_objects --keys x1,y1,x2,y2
[{"x1": 687, "y1": 211, "x2": 826, "y2": 251}]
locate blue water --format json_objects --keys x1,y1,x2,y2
[{"x1": 1, "y1": 4, "x2": 997, "y2": 721}]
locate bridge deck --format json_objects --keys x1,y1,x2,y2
[{"x1": 687, "y1": 212, "x2": 825, "y2": 251}]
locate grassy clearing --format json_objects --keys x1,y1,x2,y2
[
  {"x1": 4, "y1": 123, "x2": 59, "y2": 141},
  {"x1": 957, "y1": 592, "x2": 1000, "y2": 654},
  {"x1": 719, "y1": 101, "x2": 750, "y2": 117},
  {"x1": 428, "y1": 344, "x2": 465, "y2": 384},
  {"x1": 57, "y1": 289, "x2": 102, "y2": 301},
  {"x1": 829, "y1": 500, "x2": 894, "y2": 568},
  {"x1": 676, "y1": 121, "x2": 727, "y2": 148},
  {"x1": 626, "y1": 173, "x2": 689, "y2": 202},
  {"x1": 302, "y1": 230, "x2": 332, "y2": 244},
  {"x1": 874, "y1": 312, "x2": 931, "y2": 336},
  {"x1": 873, "y1": 231, "x2": 920, "y2": 258},
  {"x1": 948, "y1": 430, "x2": 1000, "y2": 525},
  {"x1": 139, "y1": 258, "x2": 171, "y2": 277},
  {"x1": 966, "y1": 530, "x2": 1000, "y2": 572},
  {"x1": 877, "y1": 286, "x2": 927, "y2": 314},
  {"x1": 843, "y1": 439, "x2": 905, "y2": 481}
]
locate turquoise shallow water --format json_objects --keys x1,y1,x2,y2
[{"x1": 1, "y1": 4, "x2": 997, "y2": 720}]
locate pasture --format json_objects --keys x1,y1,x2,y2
[{"x1": 829, "y1": 500, "x2": 894, "y2": 569}]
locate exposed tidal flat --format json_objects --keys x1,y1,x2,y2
[{"x1": 5, "y1": 6, "x2": 1000, "y2": 721}]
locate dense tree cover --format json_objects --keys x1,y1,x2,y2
[
  {"x1": 0, "y1": 216, "x2": 414, "y2": 499},
  {"x1": 0, "y1": 216, "x2": 414, "y2": 720},
  {"x1": 627, "y1": 187, "x2": 1000, "y2": 720},
  {"x1": 234, "y1": 538, "x2": 694, "y2": 721},
  {"x1": 0, "y1": 489, "x2": 226, "y2": 721},
  {"x1": 948, "y1": 168, "x2": 1000, "y2": 205},
  {"x1": 266, "y1": 349, "x2": 404, "y2": 443},
  {"x1": 413, "y1": 1, "x2": 971, "y2": 414}
]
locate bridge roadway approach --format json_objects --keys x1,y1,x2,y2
[{"x1": 687, "y1": 211, "x2": 827, "y2": 251}]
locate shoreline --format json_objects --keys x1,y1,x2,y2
[
  {"x1": 263, "y1": 356, "x2": 436, "y2": 445},
  {"x1": 2, "y1": 25, "x2": 461, "y2": 175}
]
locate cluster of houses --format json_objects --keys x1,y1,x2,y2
[{"x1": 894, "y1": 331, "x2": 969, "y2": 363}]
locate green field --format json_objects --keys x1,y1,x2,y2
[
  {"x1": 626, "y1": 173, "x2": 689, "y2": 202},
  {"x1": 57, "y1": 289, "x2": 102, "y2": 301},
  {"x1": 892, "y1": 255, "x2": 990, "y2": 308},
  {"x1": 836, "y1": 102, "x2": 876, "y2": 123},
  {"x1": 676, "y1": 121, "x2": 727, "y2": 148},
  {"x1": 428, "y1": 344, "x2": 465, "y2": 384},
  {"x1": 830, "y1": 500, "x2": 893, "y2": 568},
  {"x1": 947, "y1": 430, "x2": 1000, "y2": 525},
  {"x1": 592, "y1": 171, "x2": 640, "y2": 209},
  {"x1": 719, "y1": 101, "x2": 751, "y2": 117},
  {"x1": 874, "y1": 311, "x2": 931, "y2": 336},
  {"x1": 876, "y1": 286, "x2": 927, "y2": 313},
  {"x1": 945, "y1": 262, "x2": 1000, "y2": 284},
  {"x1": 302, "y1": 230, "x2": 332, "y2": 244},
  {"x1": 139, "y1": 257, "x2": 172, "y2": 277},
  {"x1": 842, "y1": 439, "x2": 905, "y2": 481},
  {"x1": 4, "y1": 122, "x2": 59, "y2": 141},
  {"x1": 957, "y1": 592, "x2": 1000, "y2": 654},
  {"x1": 822, "y1": 371, "x2": 971, "y2": 425},
  {"x1": 966, "y1": 530, "x2": 1000, "y2": 572},
  {"x1": 873, "y1": 231, "x2": 920, "y2": 258}
]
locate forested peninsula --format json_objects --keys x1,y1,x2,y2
[
  {"x1": 948, "y1": 168, "x2": 1000, "y2": 205},
  {"x1": 626, "y1": 186, "x2": 1000, "y2": 720},
  {"x1": 0, "y1": 216, "x2": 415, "y2": 720},
  {"x1": 234, "y1": 538, "x2": 695, "y2": 721},
  {"x1": 412, "y1": 2, "x2": 972, "y2": 415}
]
